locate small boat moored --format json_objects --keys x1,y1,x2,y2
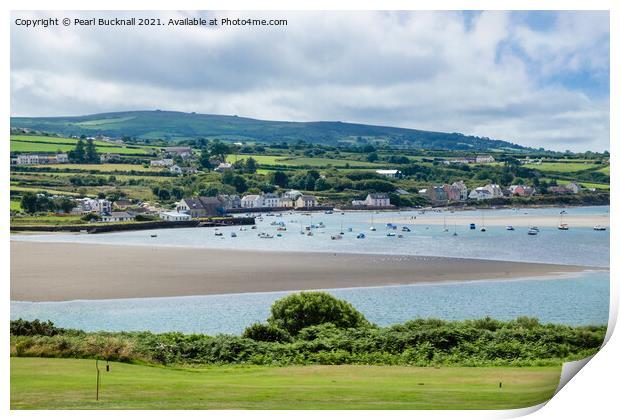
[
  {"x1": 506, "y1": 226, "x2": 515, "y2": 231},
  {"x1": 356, "y1": 233, "x2": 366, "y2": 239},
  {"x1": 469, "y1": 223, "x2": 476, "y2": 230},
  {"x1": 593, "y1": 225, "x2": 607, "y2": 231}
]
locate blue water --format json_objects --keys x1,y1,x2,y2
[
  {"x1": 11, "y1": 271, "x2": 609, "y2": 334},
  {"x1": 11, "y1": 206, "x2": 610, "y2": 267}
]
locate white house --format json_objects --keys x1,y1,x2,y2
[
  {"x1": 364, "y1": 193, "x2": 390, "y2": 207},
  {"x1": 261, "y1": 193, "x2": 280, "y2": 207},
  {"x1": 55, "y1": 153, "x2": 69, "y2": 163},
  {"x1": 159, "y1": 211, "x2": 192, "y2": 221},
  {"x1": 241, "y1": 194, "x2": 264, "y2": 208},
  {"x1": 375, "y1": 169, "x2": 402, "y2": 178},
  {"x1": 214, "y1": 162, "x2": 233, "y2": 172},
  {"x1": 283, "y1": 190, "x2": 302, "y2": 200},
  {"x1": 75, "y1": 198, "x2": 112, "y2": 214},
  {"x1": 101, "y1": 212, "x2": 135, "y2": 222},
  {"x1": 296, "y1": 195, "x2": 317, "y2": 208},
  {"x1": 169, "y1": 165, "x2": 183, "y2": 174},
  {"x1": 566, "y1": 182, "x2": 582, "y2": 194},
  {"x1": 468, "y1": 188, "x2": 493, "y2": 200},
  {"x1": 150, "y1": 158, "x2": 174, "y2": 167},
  {"x1": 483, "y1": 184, "x2": 503, "y2": 198},
  {"x1": 475, "y1": 155, "x2": 495, "y2": 164}
]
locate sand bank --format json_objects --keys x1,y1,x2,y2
[{"x1": 10, "y1": 242, "x2": 590, "y2": 302}]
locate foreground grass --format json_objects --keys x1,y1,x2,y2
[{"x1": 11, "y1": 358, "x2": 560, "y2": 410}]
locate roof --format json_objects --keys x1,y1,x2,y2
[
  {"x1": 182, "y1": 197, "x2": 222, "y2": 209},
  {"x1": 104, "y1": 211, "x2": 133, "y2": 218},
  {"x1": 160, "y1": 211, "x2": 191, "y2": 217},
  {"x1": 375, "y1": 169, "x2": 400, "y2": 174},
  {"x1": 367, "y1": 193, "x2": 389, "y2": 199},
  {"x1": 298, "y1": 195, "x2": 317, "y2": 200},
  {"x1": 241, "y1": 195, "x2": 260, "y2": 200}
]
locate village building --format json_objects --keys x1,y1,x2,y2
[
  {"x1": 468, "y1": 188, "x2": 493, "y2": 200},
  {"x1": 214, "y1": 162, "x2": 233, "y2": 172},
  {"x1": 150, "y1": 158, "x2": 174, "y2": 167},
  {"x1": 101, "y1": 211, "x2": 135, "y2": 222},
  {"x1": 364, "y1": 193, "x2": 391, "y2": 207},
  {"x1": 74, "y1": 198, "x2": 112, "y2": 214},
  {"x1": 176, "y1": 197, "x2": 223, "y2": 218},
  {"x1": 475, "y1": 155, "x2": 496, "y2": 164},
  {"x1": 296, "y1": 195, "x2": 318, "y2": 208},
  {"x1": 162, "y1": 147, "x2": 193, "y2": 159},
  {"x1": 217, "y1": 194, "x2": 241, "y2": 209},
  {"x1": 159, "y1": 211, "x2": 192, "y2": 222},
  {"x1": 509, "y1": 185, "x2": 537, "y2": 197},
  {"x1": 283, "y1": 190, "x2": 302, "y2": 200},
  {"x1": 566, "y1": 182, "x2": 582, "y2": 194},
  {"x1": 261, "y1": 193, "x2": 280, "y2": 208},
  {"x1": 240, "y1": 194, "x2": 264, "y2": 208},
  {"x1": 99, "y1": 153, "x2": 121, "y2": 163},
  {"x1": 375, "y1": 169, "x2": 402, "y2": 178},
  {"x1": 280, "y1": 197, "x2": 295, "y2": 208}
]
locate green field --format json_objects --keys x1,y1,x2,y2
[
  {"x1": 9, "y1": 185, "x2": 81, "y2": 196},
  {"x1": 10, "y1": 358, "x2": 560, "y2": 410},
  {"x1": 524, "y1": 162, "x2": 602, "y2": 172},
  {"x1": 11, "y1": 135, "x2": 154, "y2": 155},
  {"x1": 10, "y1": 200, "x2": 21, "y2": 211},
  {"x1": 31, "y1": 163, "x2": 166, "y2": 172},
  {"x1": 228, "y1": 154, "x2": 382, "y2": 168}
]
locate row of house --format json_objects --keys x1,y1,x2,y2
[
  {"x1": 442, "y1": 155, "x2": 496, "y2": 165},
  {"x1": 13, "y1": 153, "x2": 69, "y2": 165},
  {"x1": 240, "y1": 191, "x2": 318, "y2": 209},
  {"x1": 419, "y1": 181, "x2": 469, "y2": 204}
]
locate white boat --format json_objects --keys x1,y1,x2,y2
[
  {"x1": 506, "y1": 226, "x2": 515, "y2": 231},
  {"x1": 558, "y1": 211, "x2": 569, "y2": 230},
  {"x1": 214, "y1": 232, "x2": 223, "y2": 237},
  {"x1": 230, "y1": 232, "x2": 237, "y2": 238},
  {"x1": 386, "y1": 232, "x2": 396, "y2": 237},
  {"x1": 331, "y1": 234, "x2": 343, "y2": 240},
  {"x1": 527, "y1": 228, "x2": 538, "y2": 236},
  {"x1": 593, "y1": 225, "x2": 607, "y2": 231},
  {"x1": 370, "y1": 213, "x2": 376, "y2": 231}
]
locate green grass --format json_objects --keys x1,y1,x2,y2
[
  {"x1": 228, "y1": 154, "x2": 383, "y2": 168},
  {"x1": 10, "y1": 214, "x2": 85, "y2": 225},
  {"x1": 10, "y1": 185, "x2": 81, "y2": 196},
  {"x1": 10, "y1": 200, "x2": 22, "y2": 211},
  {"x1": 523, "y1": 162, "x2": 602, "y2": 173},
  {"x1": 10, "y1": 358, "x2": 560, "y2": 410},
  {"x1": 31, "y1": 163, "x2": 166, "y2": 172},
  {"x1": 597, "y1": 166, "x2": 610, "y2": 175},
  {"x1": 10, "y1": 135, "x2": 155, "y2": 155}
]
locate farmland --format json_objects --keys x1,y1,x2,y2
[
  {"x1": 10, "y1": 358, "x2": 560, "y2": 410},
  {"x1": 10, "y1": 135, "x2": 156, "y2": 155}
]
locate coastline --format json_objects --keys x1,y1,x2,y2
[
  {"x1": 376, "y1": 213, "x2": 609, "y2": 228},
  {"x1": 11, "y1": 241, "x2": 592, "y2": 302}
]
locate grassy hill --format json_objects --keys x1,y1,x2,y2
[{"x1": 11, "y1": 110, "x2": 529, "y2": 151}]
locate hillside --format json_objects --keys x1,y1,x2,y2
[{"x1": 11, "y1": 110, "x2": 528, "y2": 151}]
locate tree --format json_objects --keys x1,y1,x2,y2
[
  {"x1": 20, "y1": 192, "x2": 38, "y2": 214},
  {"x1": 244, "y1": 157, "x2": 257, "y2": 174},
  {"x1": 85, "y1": 139, "x2": 98, "y2": 163},
  {"x1": 199, "y1": 149, "x2": 213, "y2": 171},
  {"x1": 304, "y1": 174, "x2": 316, "y2": 191},
  {"x1": 268, "y1": 291, "x2": 369, "y2": 335},
  {"x1": 314, "y1": 178, "x2": 331, "y2": 191},
  {"x1": 366, "y1": 152, "x2": 379, "y2": 162},
  {"x1": 210, "y1": 141, "x2": 231, "y2": 162},
  {"x1": 232, "y1": 175, "x2": 248, "y2": 193},
  {"x1": 68, "y1": 139, "x2": 86, "y2": 163},
  {"x1": 270, "y1": 171, "x2": 288, "y2": 187}
]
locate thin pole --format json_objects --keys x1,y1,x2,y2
[{"x1": 96, "y1": 359, "x2": 100, "y2": 401}]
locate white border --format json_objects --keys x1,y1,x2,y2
[{"x1": 2, "y1": 1, "x2": 617, "y2": 419}]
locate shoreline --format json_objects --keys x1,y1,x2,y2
[{"x1": 11, "y1": 241, "x2": 593, "y2": 302}]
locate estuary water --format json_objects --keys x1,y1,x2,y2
[
  {"x1": 10, "y1": 270, "x2": 609, "y2": 334},
  {"x1": 10, "y1": 206, "x2": 610, "y2": 332}
]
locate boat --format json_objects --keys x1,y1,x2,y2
[
  {"x1": 469, "y1": 223, "x2": 476, "y2": 230},
  {"x1": 230, "y1": 232, "x2": 237, "y2": 238},
  {"x1": 276, "y1": 227, "x2": 286, "y2": 231},
  {"x1": 386, "y1": 232, "x2": 396, "y2": 237},
  {"x1": 443, "y1": 216, "x2": 449, "y2": 232},
  {"x1": 347, "y1": 227, "x2": 353, "y2": 232},
  {"x1": 370, "y1": 213, "x2": 376, "y2": 231},
  {"x1": 214, "y1": 232, "x2": 223, "y2": 237},
  {"x1": 306, "y1": 231, "x2": 313, "y2": 236},
  {"x1": 251, "y1": 225, "x2": 257, "y2": 230},
  {"x1": 150, "y1": 234, "x2": 157, "y2": 238},
  {"x1": 258, "y1": 232, "x2": 274, "y2": 239},
  {"x1": 397, "y1": 234, "x2": 404, "y2": 238},
  {"x1": 593, "y1": 225, "x2": 607, "y2": 231},
  {"x1": 356, "y1": 233, "x2": 366, "y2": 239},
  {"x1": 506, "y1": 226, "x2": 515, "y2": 231},
  {"x1": 276, "y1": 233, "x2": 283, "y2": 237},
  {"x1": 402, "y1": 226, "x2": 411, "y2": 232},
  {"x1": 527, "y1": 228, "x2": 538, "y2": 236},
  {"x1": 558, "y1": 211, "x2": 569, "y2": 230},
  {"x1": 239, "y1": 227, "x2": 247, "y2": 231},
  {"x1": 480, "y1": 212, "x2": 486, "y2": 232},
  {"x1": 330, "y1": 234, "x2": 343, "y2": 240},
  {"x1": 325, "y1": 210, "x2": 333, "y2": 214}
]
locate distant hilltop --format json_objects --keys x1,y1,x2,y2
[{"x1": 10, "y1": 110, "x2": 530, "y2": 151}]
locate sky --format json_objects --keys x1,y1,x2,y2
[{"x1": 10, "y1": 10, "x2": 610, "y2": 152}]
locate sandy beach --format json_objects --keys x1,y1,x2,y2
[
  {"x1": 376, "y1": 213, "x2": 609, "y2": 228},
  {"x1": 11, "y1": 241, "x2": 589, "y2": 302}
]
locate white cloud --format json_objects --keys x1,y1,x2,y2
[{"x1": 10, "y1": 10, "x2": 609, "y2": 151}]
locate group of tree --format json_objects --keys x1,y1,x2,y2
[
  {"x1": 68, "y1": 136, "x2": 99, "y2": 163},
  {"x1": 19, "y1": 192, "x2": 74, "y2": 214}
]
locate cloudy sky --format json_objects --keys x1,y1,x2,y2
[{"x1": 11, "y1": 10, "x2": 609, "y2": 151}]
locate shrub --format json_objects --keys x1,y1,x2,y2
[
  {"x1": 242, "y1": 323, "x2": 292, "y2": 343},
  {"x1": 268, "y1": 291, "x2": 369, "y2": 335}
]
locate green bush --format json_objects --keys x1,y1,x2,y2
[
  {"x1": 242, "y1": 323, "x2": 292, "y2": 343},
  {"x1": 268, "y1": 291, "x2": 370, "y2": 335}
]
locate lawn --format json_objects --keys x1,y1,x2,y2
[
  {"x1": 10, "y1": 358, "x2": 560, "y2": 410},
  {"x1": 227, "y1": 154, "x2": 383, "y2": 168},
  {"x1": 10, "y1": 200, "x2": 21, "y2": 211},
  {"x1": 10, "y1": 185, "x2": 81, "y2": 196}
]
